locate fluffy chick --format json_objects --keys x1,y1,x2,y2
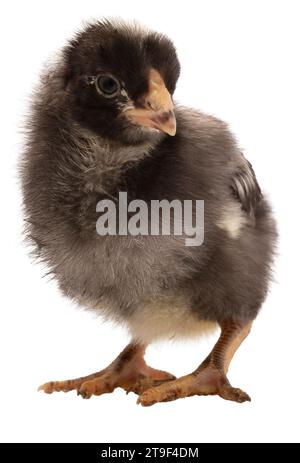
[{"x1": 21, "y1": 20, "x2": 276, "y2": 405}]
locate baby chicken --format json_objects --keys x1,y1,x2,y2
[{"x1": 21, "y1": 20, "x2": 276, "y2": 405}]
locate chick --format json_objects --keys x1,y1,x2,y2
[{"x1": 21, "y1": 20, "x2": 276, "y2": 405}]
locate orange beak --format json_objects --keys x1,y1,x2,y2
[{"x1": 124, "y1": 69, "x2": 176, "y2": 136}]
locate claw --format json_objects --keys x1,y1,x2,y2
[{"x1": 38, "y1": 382, "x2": 55, "y2": 394}]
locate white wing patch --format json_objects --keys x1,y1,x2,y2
[{"x1": 217, "y1": 203, "x2": 247, "y2": 239}]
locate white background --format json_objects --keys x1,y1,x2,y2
[{"x1": 0, "y1": 0, "x2": 299, "y2": 443}]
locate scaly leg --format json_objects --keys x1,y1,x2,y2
[
  {"x1": 138, "y1": 320, "x2": 252, "y2": 406},
  {"x1": 38, "y1": 342, "x2": 175, "y2": 399}
]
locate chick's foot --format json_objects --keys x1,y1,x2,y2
[
  {"x1": 138, "y1": 320, "x2": 253, "y2": 406},
  {"x1": 137, "y1": 368, "x2": 250, "y2": 406},
  {"x1": 38, "y1": 343, "x2": 175, "y2": 399}
]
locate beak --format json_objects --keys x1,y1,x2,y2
[{"x1": 124, "y1": 69, "x2": 176, "y2": 136}]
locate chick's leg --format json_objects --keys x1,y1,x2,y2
[
  {"x1": 38, "y1": 342, "x2": 175, "y2": 399},
  {"x1": 138, "y1": 320, "x2": 252, "y2": 406}
]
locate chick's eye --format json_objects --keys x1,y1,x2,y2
[{"x1": 96, "y1": 75, "x2": 120, "y2": 97}]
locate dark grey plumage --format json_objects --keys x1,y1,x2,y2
[{"x1": 21, "y1": 20, "x2": 277, "y2": 403}]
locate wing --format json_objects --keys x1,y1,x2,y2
[{"x1": 231, "y1": 154, "x2": 262, "y2": 213}]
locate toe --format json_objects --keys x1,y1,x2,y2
[
  {"x1": 38, "y1": 382, "x2": 55, "y2": 394},
  {"x1": 159, "y1": 371, "x2": 177, "y2": 382},
  {"x1": 38, "y1": 378, "x2": 85, "y2": 394},
  {"x1": 78, "y1": 380, "x2": 98, "y2": 399},
  {"x1": 38, "y1": 380, "x2": 72, "y2": 394},
  {"x1": 137, "y1": 388, "x2": 160, "y2": 406},
  {"x1": 124, "y1": 372, "x2": 176, "y2": 396},
  {"x1": 219, "y1": 386, "x2": 251, "y2": 403},
  {"x1": 137, "y1": 381, "x2": 181, "y2": 406},
  {"x1": 77, "y1": 376, "x2": 115, "y2": 399},
  {"x1": 144, "y1": 367, "x2": 176, "y2": 382}
]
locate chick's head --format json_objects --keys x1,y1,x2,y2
[{"x1": 62, "y1": 20, "x2": 180, "y2": 144}]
